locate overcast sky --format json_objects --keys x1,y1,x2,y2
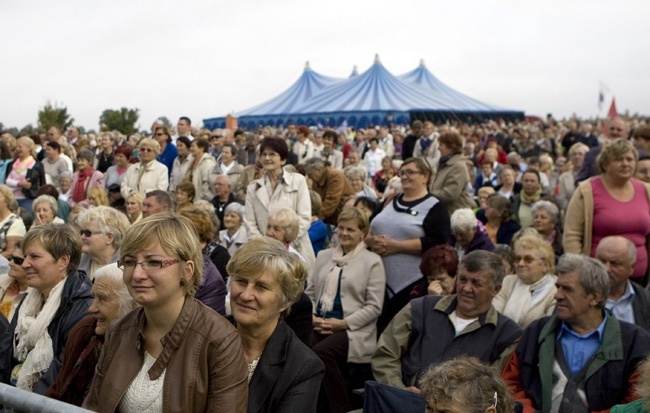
[{"x1": 1, "y1": 0, "x2": 648, "y2": 131}]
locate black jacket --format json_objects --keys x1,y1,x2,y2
[
  {"x1": 632, "y1": 282, "x2": 650, "y2": 332},
  {"x1": 248, "y1": 321, "x2": 324, "y2": 413},
  {"x1": 6, "y1": 158, "x2": 46, "y2": 199},
  {"x1": 0, "y1": 270, "x2": 93, "y2": 394}
]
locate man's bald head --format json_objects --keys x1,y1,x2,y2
[{"x1": 596, "y1": 236, "x2": 636, "y2": 296}]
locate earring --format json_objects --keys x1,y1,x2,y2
[{"x1": 180, "y1": 278, "x2": 187, "y2": 286}]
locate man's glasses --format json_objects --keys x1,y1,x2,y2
[
  {"x1": 399, "y1": 169, "x2": 421, "y2": 177},
  {"x1": 514, "y1": 255, "x2": 538, "y2": 264},
  {"x1": 80, "y1": 229, "x2": 103, "y2": 237}
]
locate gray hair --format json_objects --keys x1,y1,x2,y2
[
  {"x1": 531, "y1": 200, "x2": 560, "y2": 224},
  {"x1": 597, "y1": 236, "x2": 637, "y2": 266},
  {"x1": 345, "y1": 166, "x2": 367, "y2": 182},
  {"x1": 59, "y1": 171, "x2": 73, "y2": 181},
  {"x1": 224, "y1": 202, "x2": 245, "y2": 221},
  {"x1": 33, "y1": 195, "x2": 58, "y2": 215},
  {"x1": 76, "y1": 206, "x2": 131, "y2": 249},
  {"x1": 450, "y1": 209, "x2": 478, "y2": 233},
  {"x1": 145, "y1": 190, "x2": 175, "y2": 211},
  {"x1": 557, "y1": 253, "x2": 610, "y2": 308},
  {"x1": 304, "y1": 157, "x2": 326, "y2": 171},
  {"x1": 93, "y1": 262, "x2": 137, "y2": 316},
  {"x1": 460, "y1": 250, "x2": 505, "y2": 287},
  {"x1": 77, "y1": 149, "x2": 95, "y2": 164}
]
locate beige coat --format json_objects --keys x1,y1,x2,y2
[
  {"x1": 120, "y1": 160, "x2": 168, "y2": 199},
  {"x1": 244, "y1": 170, "x2": 315, "y2": 268},
  {"x1": 430, "y1": 154, "x2": 476, "y2": 215},
  {"x1": 491, "y1": 273, "x2": 557, "y2": 328},
  {"x1": 190, "y1": 153, "x2": 217, "y2": 202},
  {"x1": 305, "y1": 248, "x2": 385, "y2": 363}
]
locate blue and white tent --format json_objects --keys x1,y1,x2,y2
[{"x1": 204, "y1": 56, "x2": 523, "y2": 130}]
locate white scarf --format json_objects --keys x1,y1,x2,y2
[
  {"x1": 318, "y1": 242, "x2": 366, "y2": 314},
  {"x1": 13, "y1": 278, "x2": 66, "y2": 391}
]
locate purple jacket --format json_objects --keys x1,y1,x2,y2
[{"x1": 194, "y1": 255, "x2": 227, "y2": 315}]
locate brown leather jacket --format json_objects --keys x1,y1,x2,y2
[{"x1": 83, "y1": 297, "x2": 248, "y2": 412}]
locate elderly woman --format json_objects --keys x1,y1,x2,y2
[
  {"x1": 531, "y1": 200, "x2": 564, "y2": 259},
  {"x1": 556, "y1": 142, "x2": 589, "y2": 210},
  {"x1": 69, "y1": 149, "x2": 104, "y2": 207},
  {"x1": 103, "y1": 144, "x2": 132, "y2": 189},
  {"x1": 58, "y1": 171, "x2": 73, "y2": 203},
  {"x1": 0, "y1": 243, "x2": 29, "y2": 321},
  {"x1": 565, "y1": 138, "x2": 650, "y2": 282},
  {"x1": 228, "y1": 237, "x2": 324, "y2": 413},
  {"x1": 0, "y1": 185, "x2": 26, "y2": 259},
  {"x1": 154, "y1": 126, "x2": 177, "y2": 178},
  {"x1": 187, "y1": 138, "x2": 216, "y2": 202},
  {"x1": 175, "y1": 181, "x2": 195, "y2": 214},
  {"x1": 306, "y1": 207, "x2": 385, "y2": 413},
  {"x1": 492, "y1": 235, "x2": 557, "y2": 328},
  {"x1": 431, "y1": 132, "x2": 477, "y2": 215},
  {"x1": 219, "y1": 202, "x2": 248, "y2": 256},
  {"x1": 450, "y1": 208, "x2": 495, "y2": 259},
  {"x1": 6, "y1": 136, "x2": 45, "y2": 213},
  {"x1": 32, "y1": 195, "x2": 64, "y2": 226},
  {"x1": 95, "y1": 133, "x2": 115, "y2": 173},
  {"x1": 179, "y1": 208, "x2": 228, "y2": 314},
  {"x1": 409, "y1": 244, "x2": 459, "y2": 299},
  {"x1": 87, "y1": 187, "x2": 109, "y2": 207},
  {"x1": 245, "y1": 136, "x2": 315, "y2": 268},
  {"x1": 345, "y1": 166, "x2": 377, "y2": 201},
  {"x1": 495, "y1": 165, "x2": 521, "y2": 200},
  {"x1": 84, "y1": 213, "x2": 248, "y2": 412},
  {"x1": 76, "y1": 206, "x2": 130, "y2": 280},
  {"x1": 419, "y1": 357, "x2": 514, "y2": 413},
  {"x1": 484, "y1": 193, "x2": 521, "y2": 246},
  {"x1": 42, "y1": 140, "x2": 70, "y2": 190},
  {"x1": 120, "y1": 137, "x2": 168, "y2": 199},
  {"x1": 0, "y1": 224, "x2": 92, "y2": 393},
  {"x1": 372, "y1": 156, "x2": 397, "y2": 197},
  {"x1": 44, "y1": 263, "x2": 136, "y2": 406},
  {"x1": 125, "y1": 190, "x2": 144, "y2": 224},
  {"x1": 367, "y1": 157, "x2": 450, "y2": 331}
]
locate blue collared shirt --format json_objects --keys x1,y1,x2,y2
[
  {"x1": 605, "y1": 281, "x2": 636, "y2": 324},
  {"x1": 557, "y1": 314, "x2": 607, "y2": 376}
]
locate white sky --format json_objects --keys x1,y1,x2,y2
[{"x1": 1, "y1": 0, "x2": 648, "y2": 131}]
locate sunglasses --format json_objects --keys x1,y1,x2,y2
[
  {"x1": 139, "y1": 147, "x2": 155, "y2": 153},
  {"x1": 155, "y1": 133, "x2": 166, "y2": 137},
  {"x1": 80, "y1": 229, "x2": 103, "y2": 237},
  {"x1": 11, "y1": 256, "x2": 24, "y2": 265},
  {"x1": 514, "y1": 255, "x2": 538, "y2": 264}
]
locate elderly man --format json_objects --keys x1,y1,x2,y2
[
  {"x1": 596, "y1": 236, "x2": 650, "y2": 332},
  {"x1": 211, "y1": 175, "x2": 238, "y2": 230},
  {"x1": 503, "y1": 254, "x2": 650, "y2": 412},
  {"x1": 413, "y1": 121, "x2": 440, "y2": 173},
  {"x1": 372, "y1": 250, "x2": 521, "y2": 393},
  {"x1": 575, "y1": 117, "x2": 628, "y2": 184},
  {"x1": 304, "y1": 158, "x2": 355, "y2": 226},
  {"x1": 142, "y1": 190, "x2": 174, "y2": 218}
]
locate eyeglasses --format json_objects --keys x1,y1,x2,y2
[
  {"x1": 211, "y1": 135, "x2": 222, "y2": 139},
  {"x1": 514, "y1": 255, "x2": 538, "y2": 264},
  {"x1": 399, "y1": 169, "x2": 421, "y2": 177},
  {"x1": 261, "y1": 152, "x2": 280, "y2": 158},
  {"x1": 80, "y1": 229, "x2": 103, "y2": 237},
  {"x1": 139, "y1": 147, "x2": 155, "y2": 153},
  {"x1": 155, "y1": 133, "x2": 166, "y2": 137},
  {"x1": 10, "y1": 256, "x2": 24, "y2": 265},
  {"x1": 118, "y1": 258, "x2": 180, "y2": 272}
]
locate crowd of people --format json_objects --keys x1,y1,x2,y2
[{"x1": 0, "y1": 113, "x2": 649, "y2": 412}]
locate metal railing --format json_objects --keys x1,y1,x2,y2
[{"x1": 0, "y1": 382, "x2": 93, "y2": 413}]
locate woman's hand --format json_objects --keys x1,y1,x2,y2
[
  {"x1": 369, "y1": 235, "x2": 400, "y2": 256},
  {"x1": 313, "y1": 315, "x2": 347, "y2": 334},
  {"x1": 427, "y1": 280, "x2": 444, "y2": 295},
  {"x1": 17, "y1": 180, "x2": 31, "y2": 189}
]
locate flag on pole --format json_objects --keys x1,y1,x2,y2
[
  {"x1": 607, "y1": 97, "x2": 618, "y2": 119},
  {"x1": 598, "y1": 82, "x2": 610, "y2": 111}
]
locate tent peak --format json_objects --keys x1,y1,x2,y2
[
  {"x1": 374, "y1": 54, "x2": 381, "y2": 65},
  {"x1": 350, "y1": 65, "x2": 358, "y2": 77},
  {"x1": 304, "y1": 61, "x2": 311, "y2": 71},
  {"x1": 419, "y1": 59, "x2": 426, "y2": 68}
]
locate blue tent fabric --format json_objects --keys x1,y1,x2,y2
[{"x1": 203, "y1": 56, "x2": 524, "y2": 130}]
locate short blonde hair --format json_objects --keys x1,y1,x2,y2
[
  {"x1": 267, "y1": 207, "x2": 299, "y2": 243},
  {"x1": 0, "y1": 184, "x2": 16, "y2": 209},
  {"x1": 127, "y1": 191, "x2": 145, "y2": 206},
  {"x1": 597, "y1": 138, "x2": 637, "y2": 174},
  {"x1": 77, "y1": 206, "x2": 131, "y2": 249},
  {"x1": 337, "y1": 206, "x2": 369, "y2": 235},
  {"x1": 87, "y1": 187, "x2": 109, "y2": 206},
  {"x1": 137, "y1": 137, "x2": 161, "y2": 156},
  {"x1": 22, "y1": 224, "x2": 82, "y2": 272},
  {"x1": 227, "y1": 237, "x2": 307, "y2": 318},
  {"x1": 514, "y1": 234, "x2": 555, "y2": 274}
]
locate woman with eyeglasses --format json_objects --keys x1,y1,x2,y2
[
  {"x1": 367, "y1": 157, "x2": 450, "y2": 332},
  {"x1": 0, "y1": 243, "x2": 29, "y2": 322},
  {"x1": 492, "y1": 235, "x2": 557, "y2": 328},
  {"x1": 76, "y1": 206, "x2": 131, "y2": 280},
  {"x1": 153, "y1": 126, "x2": 177, "y2": 180},
  {"x1": 0, "y1": 224, "x2": 93, "y2": 393},
  {"x1": 120, "y1": 138, "x2": 169, "y2": 200},
  {"x1": 419, "y1": 357, "x2": 514, "y2": 413},
  {"x1": 244, "y1": 137, "x2": 315, "y2": 268},
  {"x1": 84, "y1": 213, "x2": 248, "y2": 412}
]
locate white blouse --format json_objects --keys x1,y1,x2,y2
[{"x1": 118, "y1": 352, "x2": 166, "y2": 413}]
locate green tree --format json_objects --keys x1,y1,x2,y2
[
  {"x1": 99, "y1": 107, "x2": 140, "y2": 135},
  {"x1": 38, "y1": 100, "x2": 74, "y2": 132}
]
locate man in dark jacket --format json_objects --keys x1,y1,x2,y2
[
  {"x1": 502, "y1": 253, "x2": 650, "y2": 412},
  {"x1": 596, "y1": 236, "x2": 650, "y2": 330}
]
